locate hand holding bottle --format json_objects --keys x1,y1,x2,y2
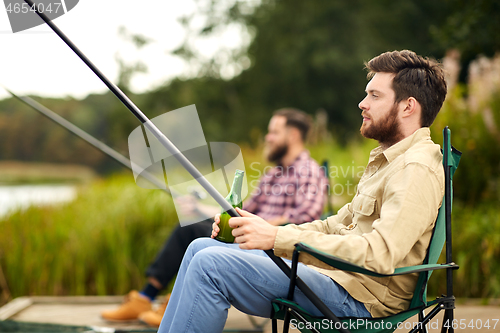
[{"x1": 212, "y1": 208, "x2": 279, "y2": 250}]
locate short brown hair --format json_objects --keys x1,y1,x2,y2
[
  {"x1": 273, "y1": 108, "x2": 312, "y2": 142},
  {"x1": 366, "y1": 50, "x2": 447, "y2": 127}
]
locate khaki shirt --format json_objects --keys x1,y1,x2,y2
[{"x1": 274, "y1": 128, "x2": 444, "y2": 317}]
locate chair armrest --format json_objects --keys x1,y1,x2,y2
[{"x1": 294, "y1": 242, "x2": 459, "y2": 278}]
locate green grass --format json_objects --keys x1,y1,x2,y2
[{"x1": 0, "y1": 173, "x2": 178, "y2": 298}]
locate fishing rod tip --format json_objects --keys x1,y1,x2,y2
[{"x1": 0, "y1": 84, "x2": 13, "y2": 95}]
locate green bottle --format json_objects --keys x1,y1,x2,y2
[{"x1": 215, "y1": 169, "x2": 245, "y2": 243}]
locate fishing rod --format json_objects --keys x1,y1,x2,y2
[
  {"x1": 1, "y1": 86, "x2": 175, "y2": 196},
  {"x1": 22, "y1": 1, "x2": 347, "y2": 329},
  {"x1": 23, "y1": 0, "x2": 235, "y2": 217}
]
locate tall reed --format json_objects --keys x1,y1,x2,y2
[{"x1": 0, "y1": 173, "x2": 177, "y2": 298}]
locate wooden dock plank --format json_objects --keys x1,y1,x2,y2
[{"x1": 0, "y1": 296, "x2": 274, "y2": 332}]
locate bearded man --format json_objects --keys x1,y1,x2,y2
[
  {"x1": 158, "y1": 50, "x2": 448, "y2": 333},
  {"x1": 102, "y1": 108, "x2": 328, "y2": 326}
]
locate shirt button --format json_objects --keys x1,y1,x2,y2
[{"x1": 347, "y1": 224, "x2": 355, "y2": 230}]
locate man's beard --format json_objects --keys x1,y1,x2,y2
[
  {"x1": 360, "y1": 104, "x2": 403, "y2": 147},
  {"x1": 265, "y1": 142, "x2": 288, "y2": 164}
]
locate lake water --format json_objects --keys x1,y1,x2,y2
[{"x1": 0, "y1": 184, "x2": 77, "y2": 218}]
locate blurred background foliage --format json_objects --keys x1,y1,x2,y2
[{"x1": 1, "y1": 0, "x2": 500, "y2": 302}]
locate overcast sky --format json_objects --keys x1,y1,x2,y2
[{"x1": 0, "y1": 0, "x2": 247, "y2": 100}]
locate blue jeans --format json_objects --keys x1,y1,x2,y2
[{"x1": 158, "y1": 238, "x2": 371, "y2": 333}]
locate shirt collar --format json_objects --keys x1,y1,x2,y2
[{"x1": 369, "y1": 127, "x2": 432, "y2": 164}]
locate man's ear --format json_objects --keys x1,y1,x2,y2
[
  {"x1": 401, "y1": 97, "x2": 419, "y2": 118},
  {"x1": 286, "y1": 126, "x2": 301, "y2": 144}
]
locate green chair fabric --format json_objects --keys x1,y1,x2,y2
[
  {"x1": 271, "y1": 127, "x2": 462, "y2": 333},
  {"x1": 320, "y1": 159, "x2": 334, "y2": 220}
]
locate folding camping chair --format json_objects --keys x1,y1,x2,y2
[
  {"x1": 320, "y1": 159, "x2": 334, "y2": 220},
  {"x1": 270, "y1": 126, "x2": 462, "y2": 333}
]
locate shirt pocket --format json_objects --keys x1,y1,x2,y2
[{"x1": 352, "y1": 193, "x2": 377, "y2": 217}]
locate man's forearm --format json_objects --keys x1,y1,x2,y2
[{"x1": 267, "y1": 216, "x2": 288, "y2": 226}]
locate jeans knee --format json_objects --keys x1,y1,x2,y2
[
  {"x1": 185, "y1": 248, "x2": 217, "y2": 280},
  {"x1": 186, "y1": 237, "x2": 218, "y2": 256}
]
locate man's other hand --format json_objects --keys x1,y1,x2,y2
[{"x1": 211, "y1": 214, "x2": 221, "y2": 239}]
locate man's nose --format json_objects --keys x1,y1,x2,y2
[{"x1": 358, "y1": 96, "x2": 368, "y2": 110}]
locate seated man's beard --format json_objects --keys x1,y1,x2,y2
[
  {"x1": 361, "y1": 104, "x2": 403, "y2": 147},
  {"x1": 266, "y1": 143, "x2": 288, "y2": 164}
]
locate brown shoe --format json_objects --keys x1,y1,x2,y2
[
  {"x1": 101, "y1": 290, "x2": 152, "y2": 322},
  {"x1": 138, "y1": 294, "x2": 170, "y2": 327}
]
